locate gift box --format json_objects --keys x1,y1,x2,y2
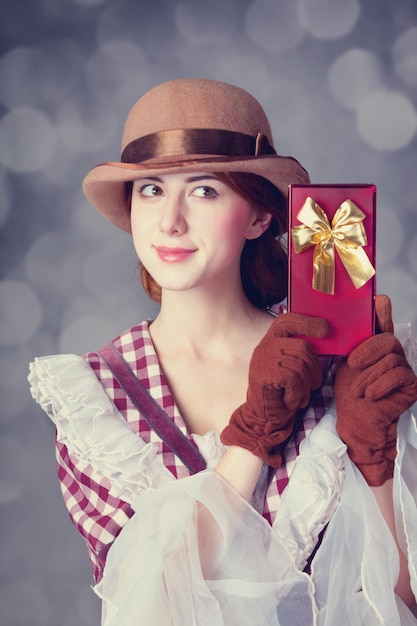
[{"x1": 288, "y1": 184, "x2": 376, "y2": 356}]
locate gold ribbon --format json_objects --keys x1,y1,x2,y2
[{"x1": 291, "y1": 197, "x2": 375, "y2": 295}]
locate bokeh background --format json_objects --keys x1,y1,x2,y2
[{"x1": 0, "y1": 0, "x2": 416, "y2": 623}]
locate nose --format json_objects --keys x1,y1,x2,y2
[{"x1": 159, "y1": 194, "x2": 187, "y2": 235}]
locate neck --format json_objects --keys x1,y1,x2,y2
[{"x1": 149, "y1": 281, "x2": 265, "y2": 357}]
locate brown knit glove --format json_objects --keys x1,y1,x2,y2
[
  {"x1": 220, "y1": 313, "x2": 328, "y2": 467},
  {"x1": 335, "y1": 295, "x2": 417, "y2": 486}
]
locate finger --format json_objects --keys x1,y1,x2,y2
[
  {"x1": 257, "y1": 352, "x2": 311, "y2": 408},
  {"x1": 282, "y1": 382, "x2": 310, "y2": 409},
  {"x1": 348, "y1": 333, "x2": 405, "y2": 370},
  {"x1": 263, "y1": 384, "x2": 300, "y2": 418},
  {"x1": 254, "y1": 335, "x2": 321, "y2": 379},
  {"x1": 350, "y1": 353, "x2": 411, "y2": 396},
  {"x1": 271, "y1": 313, "x2": 328, "y2": 340},
  {"x1": 273, "y1": 361, "x2": 313, "y2": 408},
  {"x1": 382, "y1": 390, "x2": 417, "y2": 415},
  {"x1": 364, "y1": 370, "x2": 417, "y2": 401},
  {"x1": 375, "y1": 294, "x2": 394, "y2": 334},
  {"x1": 279, "y1": 342, "x2": 324, "y2": 390}
]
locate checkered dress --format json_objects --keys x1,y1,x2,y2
[{"x1": 55, "y1": 320, "x2": 334, "y2": 583}]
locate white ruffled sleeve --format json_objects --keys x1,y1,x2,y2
[
  {"x1": 29, "y1": 350, "x2": 417, "y2": 624},
  {"x1": 272, "y1": 401, "x2": 417, "y2": 625},
  {"x1": 395, "y1": 409, "x2": 417, "y2": 603},
  {"x1": 93, "y1": 407, "x2": 350, "y2": 625},
  {"x1": 309, "y1": 411, "x2": 417, "y2": 626},
  {"x1": 28, "y1": 354, "x2": 173, "y2": 501},
  {"x1": 272, "y1": 409, "x2": 346, "y2": 570},
  {"x1": 95, "y1": 469, "x2": 317, "y2": 626}
]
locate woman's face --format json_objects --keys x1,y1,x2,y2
[{"x1": 130, "y1": 172, "x2": 271, "y2": 296}]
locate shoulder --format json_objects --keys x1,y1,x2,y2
[
  {"x1": 28, "y1": 352, "x2": 116, "y2": 422},
  {"x1": 84, "y1": 320, "x2": 153, "y2": 372},
  {"x1": 82, "y1": 319, "x2": 163, "y2": 416},
  {"x1": 28, "y1": 320, "x2": 154, "y2": 414}
]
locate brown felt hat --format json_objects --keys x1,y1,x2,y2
[{"x1": 82, "y1": 78, "x2": 310, "y2": 232}]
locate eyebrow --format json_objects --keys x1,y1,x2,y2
[
  {"x1": 186, "y1": 175, "x2": 219, "y2": 183},
  {"x1": 136, "y1": 175, "x2": 219, "y2": 183}
]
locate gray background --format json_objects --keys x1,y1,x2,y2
[{"x1": 1, "y1": 0, "x2": 416, "y2": 623}]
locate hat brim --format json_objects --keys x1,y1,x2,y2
[{"x1": 82, "y1": 154, "x2": 310, "y2": 233}]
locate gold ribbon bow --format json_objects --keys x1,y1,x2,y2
[{"x1": 291, "y1": 197, "x2": 375, "y2": 295}]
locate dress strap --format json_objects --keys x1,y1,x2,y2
[{"x1": 97, "y1": 343, "x2": 207, "y2": 475}]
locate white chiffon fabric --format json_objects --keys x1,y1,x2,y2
[{"x1": 29, "y1": 352, "x2": 417, "y2": 625}]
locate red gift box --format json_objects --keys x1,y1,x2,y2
[{"x1": 288, "y1": 184, "x2": 376, "y2": 356}]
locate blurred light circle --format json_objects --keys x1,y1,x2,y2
[
  {"x1": 0, "y1": 107, "x2": 56, "y2": 172},
  {"x1": 264, "y1": 79, "x2": 313, "y2": 140},
  {"x1": 39, "y1": 144, "x2": 78, "y2": 187},
  {"x1": 175, "y1": 0, "x2": 239, "y2": 45},
  {"x1": 0, "y1": 281, "x2": 43, "y2": 347},
  {"x1": 95, "y1": 0, "x2": 172, "y2": 55},
  {"x1": 58, "y1": 314, "x2": 118, "y2": 354},
  {"x1": 0, "y1": 342, "x2": 55, "y2": 420},
  {"x1": 246, "y1": 0, "x2": 305, "y2": 52},
  {"x1": 56, "y1": 94, "x2": 117, "y2": 155},
  {"x1": 357, "y1": 90, "x2": 417, "y2": 151},
  {"x1": 0, "y1": 41, "x2": 82, "y2": 109},
  {"x1": 328, "y1": 49, "x2": 385, "y2": 110},
  {"x1": 376, "y1": 204, "x2": 405, "y2": 265},
  {"x1": 176, "y1": 43, "x2": 272, "y2": 100},
  {"x1": 296, "y1": 0, "x2": 360, "y2": 40},
  {"x1": 83, "y1": 235, "x2": 137, "y2": 302},
  {"x1": 85, "y1": 39, "x2": 150, "y2": 107},
  {"x1": 378, "y1": 269, "x2": 417, "y2": 329},
  {"x1": 72, "y1": 196, "x2": 117, "y2": 241},
  {"x1": 0, "y1": 47, "x2": 45, "y2": 109},
  {"x1": 0, "y1": 347, "x2": 23, "y2": 389},
  {"x1": 58, "y1": 119, "x2": 100, "y2": 153},
  {"x1": 25, "y1": 231, "x2": 84, "y2": 296},
  {"x1": 393, "y1": 26, "x2": 417, "y2": 86},
  {"x1": 57, "y1": 105, "x2": 118, "y2": 154},
  {"x1": 35, "y1": 38, "x2": 84, "y2": 102},
  {"x1": 0, "y1": 345, "x2": 44, "y2": 419},
  {"x1": 207, "y1": 53, "x2": 272, "y2": 102}
]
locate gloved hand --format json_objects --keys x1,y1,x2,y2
[
  {"x1": 335, "y1": 295, "x2": 417, "y2": 486},
  {"x1": 220, "y1": 313, "x2": 328, "y2": 467}
]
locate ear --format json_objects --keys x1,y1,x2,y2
[{"x1": 245, "y1": 210, "x2": 273, "y2": 240}]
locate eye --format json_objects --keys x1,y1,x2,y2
[
  {"x1": 192, "y1": 185, "x2": 218, "y2": 198},
  {"x1": 139, "y1": 183, "x2": 163, "y2": 197}
]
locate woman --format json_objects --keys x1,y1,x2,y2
[{"x1": 29, "y1": 78, "x2": 417, "y2": 624}]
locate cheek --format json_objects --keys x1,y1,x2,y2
[
  {"x1": 130, "y1": 209, "x2": 152, "y2": 259},
  {"x1": 130, "y1": 211, "x2": 141, "y2": 252},
  {"x1": 131, "y1": 199, "x2": 156, "y2": 235},
  {"x1": 130, "y1": 201, "x2": 143, "y2": 233},
  {"x1": 205, "y1": 210, "x2": 254, "y2": 245}
]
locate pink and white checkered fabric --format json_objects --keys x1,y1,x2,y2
[{"x1": 55, "y1": 320, "x2": 334, "y2": 582}]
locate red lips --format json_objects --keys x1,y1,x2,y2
[{"x1": 154, "y1": 246, "x2": 197, "y2": 263}]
